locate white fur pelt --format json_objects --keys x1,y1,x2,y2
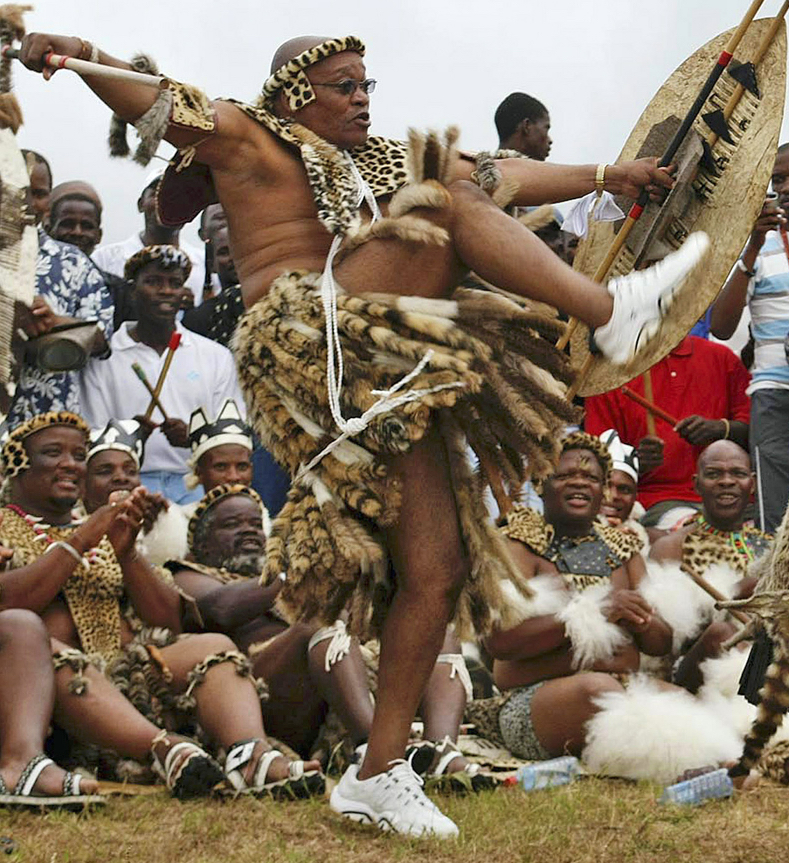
[
  {"x1": 640, "y1": 560, "x2": 741, "y2": 653},
  {"x1": 697, "y1": 650, "x2": 789, "y2": 748},
  {"x1": 582, "y1": 675, "x2": 744, "y2": 783},
  {"x1": 495, "y1": 574, "x2": 569, "y2": 625},
  {"x1": 137, "y1": 503, "x2": 189, "y2": 566},
  {"x1": 697, "y1": 649, "x2": 757, "y2": 738},
  {"x1": 557, "y1": 582, "x2": 630, "y2": 670}
]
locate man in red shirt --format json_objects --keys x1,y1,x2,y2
[{"x1": 584, "y1": 336, "x2": 751, "y2": 529}]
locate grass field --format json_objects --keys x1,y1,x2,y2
[{"x1": 0, "y1": 777, "x2": 787, "y2": 863}]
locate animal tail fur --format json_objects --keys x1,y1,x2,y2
[{"x1": 729, "y1": 652, "x2": 789, "y2": 778}]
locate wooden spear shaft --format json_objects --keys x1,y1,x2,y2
[
  {"x1": 144, "y1": 333, "x2": 181, "y2": 421},
  {"x1": 621, "y1": 386, "x2": 679, "y2": 427},
  {"x1": 685, "y1": 569, "x2": 751, "y2": 625},
  {"x1": 707, "y1": 0, "x2": 789, "y2": 151},
  {"x1": 132, "y1": 363, "x2": 169, "y2": 421},
  {"x1": 642, "y1": 371, "x2": 657, "y2": 436},
  {"x1": 557, "y1": 0, "x2": 765, "y2": 357}
]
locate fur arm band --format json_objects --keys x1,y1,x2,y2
[
  {"x1": 556, "y1": 583, "x2": 631, "y2": 670},
  {"x1": 109, "y1": 54, "x2": 215, "y2": 166}
]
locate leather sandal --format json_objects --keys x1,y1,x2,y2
[{"x1": 224, "y1": 739, "x2": 325, "y2": 800}]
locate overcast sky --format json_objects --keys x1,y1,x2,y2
[{"x1": 11, "y1": 0, "x2": 789, "y2": 249}]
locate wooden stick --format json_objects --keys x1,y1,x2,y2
[
  {"x1": 477, "y1": 447, "x2": 513, "y2": 517},
  {"x1": 560, "y1": 0, "x2": 765, "y2": 365},
  {"x1": 144, "y1": 332, "x2": 181, "y2": 421},
  {"x1": 642, "y1": 369, "x2": 657, "y2": 436},
  {"x1": 132, "y1": 363, "x2": 169, "y2": 421},
  {"x1": 1, "y1": 45, "x2": 166, "y2": 87},
  {"x1": 621, "y1": 386, "x2": 679, "y2": 427}
]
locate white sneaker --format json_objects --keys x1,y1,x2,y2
[
  {"x1": 330, "y1": 761, "x2": 459, "y2": 838},
  {"x1": 593, "y1": 231, "x2": 710, "y2": 365}
]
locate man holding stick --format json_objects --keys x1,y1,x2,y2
[
  {"x1": 585, "y1": 335, "x2": 751, "y2": 530},
  {"x1": 711, "y1": 144, "x2": 789, "y2": 533},
  {"x1": 16, "y1": 31, "x2": 709, "y2": 836},
  {"x1": 80, "y1": 245, "x2": 242, "y2": 504}
]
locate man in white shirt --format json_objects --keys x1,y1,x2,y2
[
  {"x1": 92, "y1": 170, "x2": 209, "y2": 307},
  {"x1": 81, "y1": 245, "x2": 243, "y2": 504}
]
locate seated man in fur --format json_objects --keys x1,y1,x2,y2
[
  {"x1": 0, "y1": 412, "x2": 322, "y2": 799},
  {"x1": 170, "y1": 484, "x2": 488, "y2": 788},
  {"x1": 475, "y1": 432, "x2": 672, "y2": 761},
  {"x1": 647, "y1": 440, "x2": 770, "y2": 692}
]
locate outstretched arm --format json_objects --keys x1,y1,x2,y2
[
  {"x1": 451, "y1": 154, "x2": 674, "y2": 207},
  {"x1": 18, "y1": 33, "x2": 253, "y2": 165}
]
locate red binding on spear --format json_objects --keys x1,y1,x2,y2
[
  {"x1": 144, "y1": 332, "x2": 180, "y2": 421},
  {"x1": 0, "y1": 44, "x2": 166, "y2": 87}
]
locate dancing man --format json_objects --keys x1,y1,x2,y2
[{"x1": 16, "y1": 31, "x2": 708, "y2": 836}]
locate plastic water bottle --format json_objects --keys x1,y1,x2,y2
[
  {"x1": 659, "y1": 768, "x2": 734, "y2": 805},
  {"x1": 512, "y1": 756, "x2": 581, "y2": 791}
]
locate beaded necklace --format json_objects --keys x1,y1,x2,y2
[{"x1": 695, "y1": 514, "x2": 756, "y2": 562}]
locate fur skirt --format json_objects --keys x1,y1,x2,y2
[{"x1": 234, "y1": 269, "x2": 579, "y2": 640}]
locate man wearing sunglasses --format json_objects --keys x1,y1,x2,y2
[{"x1": 17, "y1": 31, "x2": 707, "y2": 838}]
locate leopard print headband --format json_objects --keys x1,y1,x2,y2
[
  {"x1": 533, "y1": 430, "x2": 613, "y2": 495},
  {"x1": 1, "y1": 412, "x2": 90, "y2": 478},
  {"x1": 258, "y1": 36, "x2": 366, "y2": 112},
  {"x1": 124, "y1": 244, "x2": 192, "y2": 282},
  {"x1": 187, "y1": 483, "x2": 264, "y2": 551}
]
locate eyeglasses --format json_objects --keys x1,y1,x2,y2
[{"x1": 312, "y1": 78, "x2": 377, "y2": 97}]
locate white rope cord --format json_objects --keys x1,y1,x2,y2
[
  {"x1": 307, "y1": 619, "x2": 352, "y2": 672},
  {"x1": 296, "y1": 155, "x2": 464, "y2": 480}
]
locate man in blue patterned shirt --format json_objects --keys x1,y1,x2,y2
[{"x1": 8, "y1": 227, "x2": 114, "y2": 424}]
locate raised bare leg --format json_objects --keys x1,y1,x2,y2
[
  {"x1": 335, "y1": 180, "x2": 708, "y2": 363},
  {"x1": 0, "y1": 611, "x2": 98, "y2": 796}
]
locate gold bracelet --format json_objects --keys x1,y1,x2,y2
[
  {"x1": 595, "y1": 163, "x2": 608, "y2": 196},
  {"x1": 721, "y1": 418, "x2": 730, "y2": 440}
]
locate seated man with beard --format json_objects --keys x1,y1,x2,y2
[
  {"x1": 0, "y1": 412, "x2": 322, "y2": 798},
  {"x1": 169, "y1": 484, "x2": 374, "y2": 761},
  {"x1": 472, "y1": 432, "x2": 672, "y2": 761},
  {"x1": 171, "y1": 485, "x2": 486, "y2": 788}
]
